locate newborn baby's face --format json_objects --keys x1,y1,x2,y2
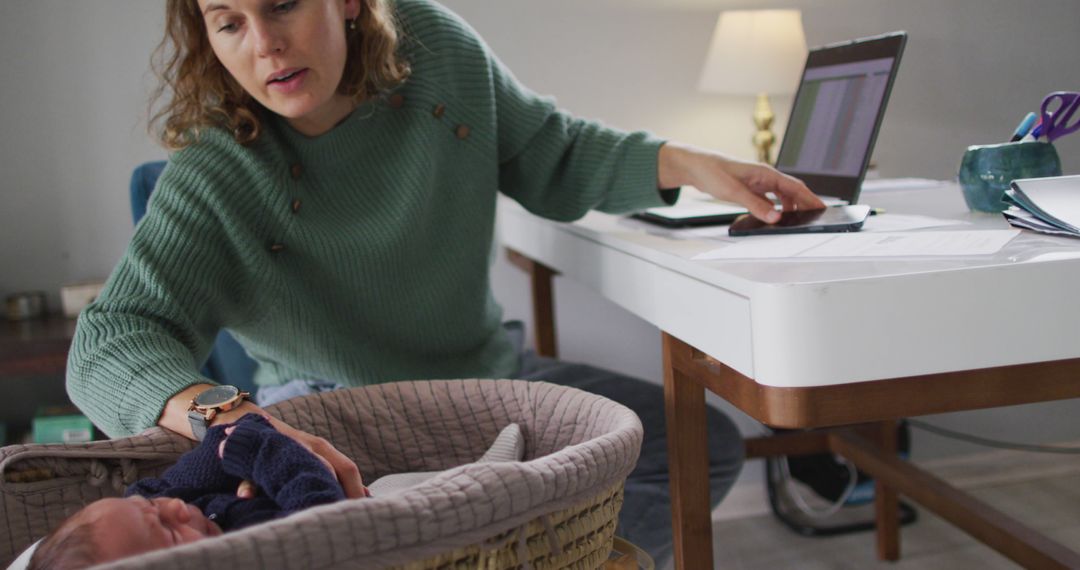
[{"x1": 85, "y1": 496, "x2": 222, "y2": 561}]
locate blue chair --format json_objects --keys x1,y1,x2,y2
[{"x1": 130, "y1": 161, "x2": 257, "y2": 392}]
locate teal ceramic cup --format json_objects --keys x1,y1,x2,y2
[{"x1": 958, "y1": 141, "x2": 1062, "y2": 212}]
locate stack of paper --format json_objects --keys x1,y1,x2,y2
[{"x1": 1004, "y1": 175, "x2": 1080, "y2": 238}]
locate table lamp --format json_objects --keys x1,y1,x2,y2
[{"x1": 698, "y1": 10, "x2": 807, "y2": 164}]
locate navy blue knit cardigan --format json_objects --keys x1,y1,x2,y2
[{"x1": 126, "y1": 414, "x2": 345, "y2": 531}]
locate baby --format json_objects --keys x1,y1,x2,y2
[{"x1": 17, "y1": 416, "x2": 523, "y2": 569}]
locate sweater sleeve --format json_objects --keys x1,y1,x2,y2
[
  {"x1": 67, "y1": 147, "x2": 255, "y2": 438},
  {"x1": 484, "y1": 40, "x2": 677, "y2": 219},
  {"x1": 220, "y1": 415, "x2": 346, "y2": 513},
  {"x1": 492, "y1": 52, "x2": 678, "y2": 221},
  {"x1": 399, "y1": 0, "x2": 677, "y2": 222}
]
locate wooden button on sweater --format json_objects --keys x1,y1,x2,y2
[
  {"x1": 291, "y1": 199, "x2": 302, "y2": 214},
  {"x1": 456, "y1": 125, "x2": 471, "y2": 140},
  {"x1": 433, "y1": 104, "x2": 446, "y2": 118},
  {"x1": 290, "y1": 163, "x2": 303, "y2": 179}
]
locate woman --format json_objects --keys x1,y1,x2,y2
[{"x1": 67, "y1": 0, "x2": 823, "y2": 562}]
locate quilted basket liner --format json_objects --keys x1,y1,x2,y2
[{"x1": 0, "y1": 379, "x2": 643, "y2": 569}]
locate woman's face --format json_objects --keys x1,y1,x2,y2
[{"x1": 197, "y1": 0, "x2": 361, "y2": 136}]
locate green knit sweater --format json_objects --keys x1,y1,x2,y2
[{"x1": 68, "y1": 0, "x2": 675, "y2": 437}]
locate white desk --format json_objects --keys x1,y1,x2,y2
[{"x1": 498, "y1": 184, "x2": 1080, "y2": 569}]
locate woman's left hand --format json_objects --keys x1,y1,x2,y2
[{"x1": 658, "y1": 142, "x2": 825, "y2": 223}]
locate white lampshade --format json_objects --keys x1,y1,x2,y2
[{"x1": 698, "y1": 10, "x2": 807, "y2": 96}]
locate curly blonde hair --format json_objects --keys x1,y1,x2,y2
[{"x1": 150, "y1": 0, "x2": 411, "y2": 150}]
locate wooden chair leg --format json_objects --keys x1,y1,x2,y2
[{"x1": 506, "y1": 248, "x2": 559, "y2": 358}]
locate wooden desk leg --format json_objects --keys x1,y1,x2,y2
[
  {"x1": 831, "y1": 428, "x2": 1080, "y2": 569},
  {"x1": 505, "y1": 248, "x2": 559, "y2": 359},
  {"x1": 873, "y1": 421, "x2": 900, "y2": 561},
  {"x1": 662, "y1": 333, "x2": 714, "y2": 570}
]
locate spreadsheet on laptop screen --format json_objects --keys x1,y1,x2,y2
[{"x1": 777, "y1": 57, "x2": 895, "y2": 178}]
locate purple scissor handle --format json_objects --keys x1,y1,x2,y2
[{"x1": 1040, "y1": 91, "x2": 1080, "y2": 143}]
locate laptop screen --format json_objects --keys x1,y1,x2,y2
[{"x1": 775, "y1": 32, "x2": 907, "y2": 204}]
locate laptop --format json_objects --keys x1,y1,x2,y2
[{"x1": 635, "y1": 31, "x2": 908, "y2": 227}]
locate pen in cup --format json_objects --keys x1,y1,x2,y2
[
  {"x1": 1020, "y1": 122, "x2": 1045, "y2": 143},
  {"x1": 1009, "y1": 111, "x2": 1038, "y2": 142}
]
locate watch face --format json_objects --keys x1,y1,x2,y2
[{"x1": 195, "y1": 385, "x2": 240, "y2": 407}]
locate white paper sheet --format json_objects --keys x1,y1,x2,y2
[
  {"x1": 693, "y1": 235, "x2": 836, "y2": 259},
  {"x1": 665, "y1": 226, "x2": 737, "y2": 241},
  {"x1": 693, "y1": 230, "x2": 1020, "y2": 260},
  {"x1": 861, "y1": 214, "x2": 969, "y2": 232},
  {"x1": 1009, "y1": 175, "x2": 1080, "y2": 231}
]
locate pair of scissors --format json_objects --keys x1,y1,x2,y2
[{"x1": 1039, "y1": 91, "x2": 1080, "y2": 143}]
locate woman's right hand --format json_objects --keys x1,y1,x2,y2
[
  {"x1": 658, "y1": 142, "x2": 826, "y2": 223},
  {"x1": 160, "y1": 384, "x2": 369, "y2": 499}
]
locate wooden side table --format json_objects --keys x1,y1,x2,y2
[
  {"x1": 0, "y1": 316, "x2": 76, "y2": 378},
  {"x1": 1, "y1": 316, "x2": 77, "y2": 441}
]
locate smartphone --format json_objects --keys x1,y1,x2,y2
[{"x1": 728, "y1": 205, "x2": 871, "y2": 237}]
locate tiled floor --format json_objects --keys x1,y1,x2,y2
[{"x1": 705, "y1": 452, "x2": 1080, "y2": 569}]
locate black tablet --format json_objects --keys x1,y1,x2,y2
[{"x1": 728, "y1": 205, "x2": 871, "y2": 236}]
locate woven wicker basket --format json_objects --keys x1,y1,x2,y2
[
  {"x1": 393, "y1": 483, "x2": 624, "y2": 570},
  {"x1": 0, "y1": 380, "x2": 644, "y2": 569}
]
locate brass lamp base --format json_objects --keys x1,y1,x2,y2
[{"x1": 752, "y1": 92, "x2": 776, "y2": 165}]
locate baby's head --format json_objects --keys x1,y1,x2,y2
[{"x1": 29, "y1": 496, "x2": 221, "y2": 569}]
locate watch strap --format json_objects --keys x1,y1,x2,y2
[{"x1": 187, "y1": 409, "x2": 210, "y2": 441}]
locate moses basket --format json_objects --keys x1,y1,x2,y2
[{"x1": 0, "y1": 379, "x2": 644, "y2": 569}]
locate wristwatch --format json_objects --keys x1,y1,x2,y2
[{"x1": 187, "y1": 385, "x2": 251, "y2": 441}]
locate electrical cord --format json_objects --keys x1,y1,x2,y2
[
  {"x1": 908, "y1": 418, "x2": 1080, "y2": 455},
  {"x1": 766, "y1": 418, "x2": 1077, "y2": 527},
  {"x1": 777, "y1": 455, "x2": 859, "y2": 518}
]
